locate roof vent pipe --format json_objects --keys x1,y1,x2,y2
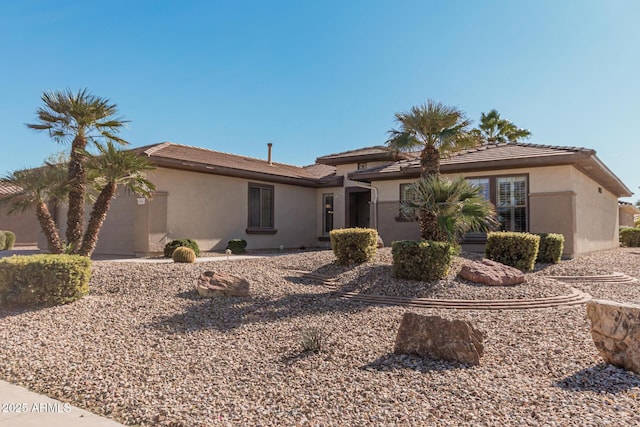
[{"x1": 267, "y1": 143, "x2": 273, "y2": 165}]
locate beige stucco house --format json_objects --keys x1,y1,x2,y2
[
  {"x1": 0, "y1": 141, "x2": 633, "y2": 258},
  {"x1": 619, "y1": 201, "x2": 640, "y2": 228}
]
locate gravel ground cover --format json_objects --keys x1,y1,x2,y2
[{"x1": 1, "y1": 247, "x2": 640, "y2": 426}]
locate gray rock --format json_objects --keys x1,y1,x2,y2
[
  {"x1": 394, "y1": 312, "x2": 484, "y2": 366},
  {"x1": 458, "y1": 259, "x2": 525, "y2": 286},
  {"x1": 197, "y1": 271, "x2": 250, "y2": 297},
  {"x1": 586, "y1": 299, "x2": 640, "y2": 373}
]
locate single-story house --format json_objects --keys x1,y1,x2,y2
[
  {"x1": 0, "y1": 181, "x2": 39, "y2": 246},
  {"x1": 0, "y1": 141, "x2": 633, "y2": 258},
  {"x1": 619, "y1": 201, "x2": 640, "y2": 228}
]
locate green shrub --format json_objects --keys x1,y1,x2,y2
[
  {"x1": 392, "y1": 240, "x2": 454, "y2": 281},
  {"x1": 329, "y1": 228, "x2": 378, "y2": 265},
  {"x1": 485, "y1": 232, "x2": 540, "y2": 271},
  {"x1": 172, "y1": 246, "x2": 196, "y2": 263},
  {"x1": 2, "y1": 231, "x2": 16, "y2": 250},
  {"x1": 0, "y1": 254, "x2": 91, "y2": 307},
  {"x1": 0, "y1": 232, "x2": 5, "y2": 251},
  {"x1": 620, "y1": 227, "x2": 640, "y2": 247},
  {"x1": 164, "y1": 238, "x2": 200, "y2": 257},
  {"x1": 226, "y1": 239, "x2": 247, "y2": 254},
  {"x1": 535, "y1": 233, "x2": 564, "y2": 263}
]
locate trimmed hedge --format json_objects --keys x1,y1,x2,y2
[
  {"x1": 330, "y1": 228, "x2": 378, "y2": 265},
  {"x1": 0, "y1": 254, "x2": 91, "y2": 307},
  {"x1": 164, "y1": 238, "x2": 200, "y2": 257},
  {"x1": 0, "y1": 232, "x2": 5, "y2": 251},
  {"x1": 392, "y1": 240, "x2": 454, "y2": 281},
  {"x1": 535, "y1": 233, "x2": 565, "y2": 264},
  {"x1": 485, "y1": 232, "x2": 540, "y2": 271},
  {"x1": 620, "y1": 227, "x2": 640, "y2": 247},
  {"x1": 3, "y1": 231, "x2": 15, "y2": 250},
  {"x1": 226, "y1": 239, "x2": 247, "y2": 254}
]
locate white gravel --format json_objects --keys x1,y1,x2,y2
[{"x1": 1, "y1": 247, "x2": 640, "y2": 426}]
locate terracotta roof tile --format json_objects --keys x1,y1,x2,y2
[
  {"x1": 138, "y1": 142, "x2": 338, "y2": 183},
  {"x1": 0, "y1": 181, "x2": 21, "y2": 196}
]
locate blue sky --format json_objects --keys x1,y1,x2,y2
[{"x1": 1, "y1": 0, "x2": 638, "y2": 202}]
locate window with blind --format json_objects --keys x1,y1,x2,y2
[
  {"x1": 496, "y1": 176, "x2": 527, "y2": 232},
  {"x1": 247, "y1": 183, "x2": 275, "y2": 232},
  {"x1": 398, "y1": 183, "x2": 418, "y2": 221}
]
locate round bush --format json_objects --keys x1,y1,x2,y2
[
  {"x1": 164, "y1": 238, "x2": 200, "y2": 257},
  {"x1": 226, "y1": 239, "x2": 247, "y2": 254},
  {"x1": 3, "y1": 231, "x2": 15, "y2": 250},
  {"x1": 172, "y1": 246, "x2": 196, "y2": 263}
]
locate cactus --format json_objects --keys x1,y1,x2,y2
[{"x1": 172, "y1": 246, "x2": 196, "y2": 263}]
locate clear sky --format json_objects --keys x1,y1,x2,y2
[{"x1": 1, "y1": 0, "x2": 638, "y2": 202}]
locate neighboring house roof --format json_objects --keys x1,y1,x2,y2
[
  {"x1": 134, "y1": 142, "x2": 342, "y2": 188},
  {"x1": 619, "y1": 201, "x2": 640, "y2": 215},
  {"x1": 0, "y1": 181, "x2": 21, "y2": 197},
  {"x1": 316, "y1": 146, "x2": 415, "y2": 165},
  {"x1": 348, "y1": 142, "x2": 633, "y2": 197}
]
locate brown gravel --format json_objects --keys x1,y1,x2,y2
[{"x1": 1, "y1": 247, "x2": 639, "y2": 426}]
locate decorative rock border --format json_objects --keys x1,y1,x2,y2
[
  {"x1": 544, "y1": 272, "x2": 638, "y2": 284},
  {"x1": 287, "y1": 270, "x2": 592, "y2": 310}
]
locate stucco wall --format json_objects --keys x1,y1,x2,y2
[
  {"x1": 148, "y1": 168, "x2": 318, "y2": 251},
  {"x1": 573, "y1": 168, "x2": 620, "y2": 253},
  {"x1": 0, "y1": 203, "x2": 39, "y2": 246},
  {"x1": 619, "y1": 207, "x2": 639, "y2": 228},
  {"x1": 371, "y1": 165, "x2": 620, "y2": 257}
]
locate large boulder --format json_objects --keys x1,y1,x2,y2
[
  {"x1": 197, "y1": 271, "x2": 250, "y2": 297},
  {"x1": 458, "y1": 259, "x2": 525, "y2": 286},
  {"x1": 394, "y1": 312, "x2": 484, "y2": 366},
  {"x1": 586, "y1": 299, "x2": 640, "y2": 373}
]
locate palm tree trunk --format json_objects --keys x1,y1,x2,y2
[
  {"x1": 79, "y1": 182, "x2": 116, "y2": 257},
  {"x1": 36, "y1": 201, "x2": 63, "y2": 254},
  {"x1": 419, "y1": 208, "x2": 446, "y2": 241},
  {"x1": 419, "y1": 144, "x2": 440, "y2": 178},
  {"x1": 66, "y1": 134, "x2": 87, "y2": 252}
]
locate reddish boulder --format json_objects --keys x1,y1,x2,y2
[
  {"x1": 197, "y1": 271, "x2": 250, "y2": 297},
  {"x1": 394, "y1": 312, "x2": 484, "y2": 366},
  {"x1": 458, "y1": 259, "x2": 525, "y2": 286}
]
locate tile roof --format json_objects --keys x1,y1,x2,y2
[
  {"x1": 0, "y1": 181, "x2": 21, "y2": 196},
  {"x1": 348, "y1": 142, "x2": 632, "y2": 197},
  {"x1": 136, "y1": 142, "x2": 340, "y2": 186},
  {"x1": 316, "y1": 146, "x2": 415, "y2": 165}
]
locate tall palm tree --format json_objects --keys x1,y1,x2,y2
[
  {"x1": 26, "y1": 89, "x2": 129, "y2": 252},
  {"x1": 401, "y1": 175, "x2": 497, "y2": 244},
  {"x1": 0, "y1": 163, "x2": 68, "y2": 253},
  {"x1": 386, "y1": 100, "x2": 478, "y2": 240},
  {"x1": 79, "y1": 141, "x2": 156, "y2": 257},
  {"x1": 471, "y1": 109, "x2": 531, "y2": 145},
  {"x1": 386, "y1": 100, "x2": 477, "y2": 178}
]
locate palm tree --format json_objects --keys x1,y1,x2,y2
[
  {"x1": 79, "y1": 141, "x2": 156, "y2": 257},
  {"x1": 0, "y1": 163, "x2": 68, "y2": 253},
  {"x1": 386, "y1": 100, "x2": 479, "y2": 240},
  {"x1": 26, "y1": 89, "x2": 129, "y2": 252},
  {"x1": 471, "y1": 109, "x2": 531, "y2": 145},
  {"x1": 386, "y1": 100, "x2": 477, "y2": 178},
  {"x1": 401, "y1": 175, "x2": 497, "y2": 244}
]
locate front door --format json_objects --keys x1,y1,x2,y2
[{"x1": 346, "y1": 188, "x2": 371, "y2": 228}]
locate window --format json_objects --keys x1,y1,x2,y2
[
  {"x1": 247, "y1": 183, "x2": 275, "y2": 232},
  {"x1": 496, "y1": 176, "x2": 527, "y2": 232},
  {"x1": 398, "y1": 183, "x2": 418, "y2": 221},
  {"x1": 467, "y1": 178, "x2": 490, "y2": 201},
  {"x1": 322, "y1": 193, "x2": 334, "y2": 235}
]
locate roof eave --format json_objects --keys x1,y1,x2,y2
[{"x1": 149, "y1": 157, "x2": 341, "y2": 188}]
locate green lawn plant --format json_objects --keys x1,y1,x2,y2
[
  {"x1": 485, "y1": 232, "x2": 540, "y2": 271},
  {"x1": 392, "y1": 240, "x2": 454, "y2": 281},
  {"x1": 330, "y1": 228, "x2": 378, "y2": 265}
]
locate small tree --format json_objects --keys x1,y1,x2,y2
[
  {"x1": 79, "y1": 141, "x2": 155, "y2": 257},
  {"x1": 0, "y1": 162, "x2": 68, "y2": 253},
  {"x1": 401, "y1": 175, "x2": 497, "y2": 244},
  {"x1": 386, "y1": 100, "x2": 479, "y2": 240},
  {"x1": 470, "y1": 109, "x2": 531, "y2": 145},
  {"x1": 26, "y1": 89, "x2": 129, "y2": 252}
]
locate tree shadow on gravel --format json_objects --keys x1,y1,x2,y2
[
  {"x1": 147, "y1": 290, "x2": 372, "y2": 334},
  {"x1": 361, "y1": 353, "x2": 466, "y2": 373},
  {"x1": 555, "y1": 363, "x2": 640, "y2": 393}
]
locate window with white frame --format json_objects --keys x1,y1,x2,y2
[{"x1": 496, "y1": 176, "x2": 527, "y2": 232}]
